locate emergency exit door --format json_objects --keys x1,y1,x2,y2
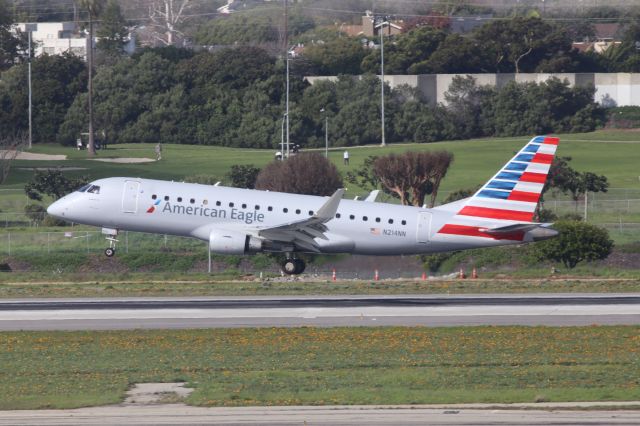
[{"x1": 416, "y1": 212, "x2": 432, "y2": 243}]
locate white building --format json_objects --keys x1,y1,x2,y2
[
  {"x1": 15, "y1": 22, "x2": 90, "y2": 60},
  {"x1": 14, "y1": 22, "x2": 136, "y2": 60}
]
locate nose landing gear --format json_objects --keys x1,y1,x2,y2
[
  {"x1": 281, "y1": 256, "x2": 305, "y2": 275},
  {"x1": 102, "y1": 228, "x2": 119, "y2": 257}
]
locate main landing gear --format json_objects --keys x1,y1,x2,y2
[
  {"x1": 281, "y1": 256, "x2": 305, "y2": 275},
  {"x1": 102, "y1": 228, "x2": 119, "y2": 257}
]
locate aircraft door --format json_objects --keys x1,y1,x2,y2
[
  {"x1": 416, "y1": 212, "x2": 432, "y2": 243},
  {"x1": 122, "y1": 180, "x2": 140, "y2": 213}
]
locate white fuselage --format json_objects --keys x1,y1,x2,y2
[{"x1": 47, "y1": 177, "x2": 525, "y2": 256}]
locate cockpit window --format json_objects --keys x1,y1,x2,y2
[
  {"x1": 77, "y1": 184, "x2": 91, "y2": 193},
  {"x1": 86, "y1": 185, "x2": 100, "y2": 194}
]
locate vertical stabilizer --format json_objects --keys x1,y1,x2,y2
[{"x1": 437, "y1": 135, "x2": 559, "y2": 240}]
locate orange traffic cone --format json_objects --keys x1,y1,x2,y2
[
  {"x1": 332, "y1": 269, "x2": 336, "y2": 282},
  {"x1": 459, "y1": 268, "x2": 466, "y2": 279},
  {"x1": 374, "y1": 269, "x2": 379, "y2": 281},
  {"x1": 421, "y1": 272, "x2": 427, "y2": 281},
  {"x1": 472, "y1": 267, "x2": 478, "y2": 279}
]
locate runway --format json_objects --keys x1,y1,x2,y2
[
  {"x1": 2, "y1": 405, "x2": 640, "y2": 425},
  {"x1": 0, "y1": 294, "x2": 639, "y2": 330}
]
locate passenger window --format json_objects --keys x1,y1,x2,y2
[
  {"x1": 242, "y1": 203, "x2": 247, "y2": 209},
  {"x1": 375, "y1": 217, "x2": 381, "y2": 223},
  {"x1": 401, "y1": 220, "x2": 406, "y2": 225},
  {"x1": 283, "y1": 208, "x2": 288, "y2": 213},
  {"x1": 268, "y1": 206, "x2": 273, "y2": 211},
  {"x1": 152, "y1": 194, "x2": 157, "y2": 200},
  {"x1": 349, "y1": 215, "x2": 355, "y2": 220},
  {"x1": 363, "y1": 216, "x2": 368, "y2": 221},
  {"x1": 229, "y1": 202, "x2": 234, "y2": 207},
  {"x1": 203, "y1": 200, "x2": 208, "y2": 205},
  {"x1": 87, "y1": 185, "x2": 100, "y2": 194},
  {"x1": 336, "y1": 213, "x2": 341, "y2": 218},
  {"x1": 295, "y1": 209, "x2": 301, "y2": 214},
  {"x1": 164, "y1": 196, "x2": 170, "y2": 201},
  {"x1": 388, "y1": 219, "x2": 394, "y2": 224},
  {"x1": 190, "y1": 198, "x2": 195, "y2": 204},
  {"x1": 255, "y1": 205, "x2": 260, "y2": 210},
  {"x1": 308, "y1": 210, "x2": 314, "y2": 216},
  {"x1": 216, "y1": 201, "x2": 221, "y2": 206},
  {"x1": 177, "y1": 197, "x2": 183, "y2": 202}
]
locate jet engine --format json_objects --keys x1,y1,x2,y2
[{"x1": 209, "y1": 229, "x2": 263, "y2": 255}]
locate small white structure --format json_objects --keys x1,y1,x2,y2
[{"x1": 15, "y1": 22, "x2": 90, "y2": 60}]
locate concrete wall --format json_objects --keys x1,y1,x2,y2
[{"x1": 306, "y1": 73, "x2": 640, "y2": 108}]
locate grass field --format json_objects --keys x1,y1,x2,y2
[
  {"x1": 1, "y1": 326, "x2": 639, "y2": 409},
  {"x1": 0, "y1": 277, "x2": 640, "y2": 298},
  {"x1": 4, "y1": 129, "x2": 640, "y2": 195}
]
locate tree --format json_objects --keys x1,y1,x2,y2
[
  {"x1": 96, "y1": 0, "x2": 128, "y2": 55},
  {"x1": 226, "y1": 164, "x2": 261, "y2": 189},
  {"x1": 303, "y1": 37, "x2": 366, "y2": 75},
  {"x1": 0, "y1": 53, "x2": 86, "y2": 144},
  {"x1": 543, "y1": 156, "x2": 609, "y2": 211},
  {"x1": 148, "y1": 0, "x2": 193, "y2": 46},
  {"x1": 76, "y1": 0, "x2": 105, "y2": 156},
  {"x1": 373, "y1": 151, "x2": 454, "y2": 207},
  {"x1": 533, "y1": 221, "x2": 613, "y2": 268},
  {"x1": 0, "y1": 133, "x2": 26, "y2": 185},
  {"x1": 255, "y1": 153, "x2": 342, "y2": 196},
  {"x1": 24, "y1": 169, "x2": 89, "y2": 201},
  {"x1": 0, "y1": 0, "x2": 26, "y2": 70}
]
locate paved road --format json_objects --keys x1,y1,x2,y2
[
  {"x1": 0, "y1": 294, "x2": 638, "y2": 330},
  {"x1": 1, "y1": 404, "x2": 640, "y2": 425}
]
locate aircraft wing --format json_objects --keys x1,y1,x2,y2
[{"x1": 254, "y1": 188, "x2": 345, "y2": 252}]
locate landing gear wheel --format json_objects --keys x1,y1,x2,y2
[
  {"x1": 281, "y1": 258, "x2": 306, "y2": 275},
  {"x1": 105, "y1": 247, "x2": 115, "y2": 257},
  {"x1": 282, "y1": 259, "x2": 298, "y2": 275}
]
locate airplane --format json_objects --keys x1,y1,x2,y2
[{"x1": 47, "y1": 135, "x2": 560, "y2": 275}]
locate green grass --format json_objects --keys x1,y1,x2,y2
[
  {"x1": 4, "y1": 129, "x2": 640, "y2": 194},
  {"x1": 0, "y1": 277, "x2": 639, "y2": 298},
  {"x1": 1, "y1": 326, "x2": 639, "y2": 409}
]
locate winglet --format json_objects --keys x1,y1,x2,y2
[
  {"x1": 315, "y1": 188, "x2": 344, "y2": 222},
  {"x1": 364, "y1": 190, "x2": 380, "y2": 202}
]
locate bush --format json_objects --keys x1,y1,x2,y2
[
  {"x1": 24, "y1": 204, "x2": 46, "y2": 226},
  {"x1": 533, "y1": 221, "x2": 614, "y2": 268}
]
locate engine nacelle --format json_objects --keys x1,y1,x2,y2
[{"x1": 209, "y1": 229, "x2": 263, "y2": 255}]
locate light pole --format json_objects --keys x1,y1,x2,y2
[
  {"x1": 375, "y1": 19, "x2": 389, "y2": 147},
  {"x1": 280, "y1": 113, "x2": 287, "y2": 160},
  {"x1": 25, "y1": 23, "x2": 37, "y2": 150},
  {"x1": 320, "y1": 108, "x2": 328, "y2": 158}
]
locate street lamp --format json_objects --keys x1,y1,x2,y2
[
  {"x1": 320, "y1": 108, "x2": 328, "y2": 158},
  {"x1": 25, "y1": 23, "x2": 38, "y2": 150},
  {"x1": 280, "y1": 113, "x2": 287, "y2": 161}
]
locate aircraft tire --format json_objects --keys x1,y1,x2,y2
[
  {"x1": 282, "y1": 259, "x2": 298, "y2": 275},
  {"x1": 105, "y1": 247, "x2": 115, "y2": 257}
]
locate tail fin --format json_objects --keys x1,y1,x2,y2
[{"x1": 436, "y1": 135, "x2": 559, "y2": 240}]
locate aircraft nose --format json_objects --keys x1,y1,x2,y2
[{"x1": 47, "y1": 198, "x2": 67, "y2": 218}]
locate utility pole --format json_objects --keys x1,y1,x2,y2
[
  {"x1": 376, "y1": 19, "x2": 388, "y2": 147},
  {"x1": 25, "y1": 23, "x2": 37, "y2": 150},
  {"x1": 321, "y1": 108, "x2": 328, "y2": 157},
  {"x1": 284, "y1": 0, "x2": 290, "y2": 158}
]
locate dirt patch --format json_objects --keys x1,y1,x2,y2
[
  {"x1": 0, "y1": 151, "x2": 67, "y2": 160},
  {"x1": 91, "y1": 157, "x2": 156, "y2": 163},
  {"x1": 124, "y1": 383, "x2": 193, "y2": 406}
]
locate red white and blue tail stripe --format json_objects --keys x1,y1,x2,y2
[{"x1": 437, "y1": 136, "x2": 558, "y2": 241}]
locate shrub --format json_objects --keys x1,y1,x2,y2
[{"x1": 533, "y1": 221, "x2": 614, "y2": 268}]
